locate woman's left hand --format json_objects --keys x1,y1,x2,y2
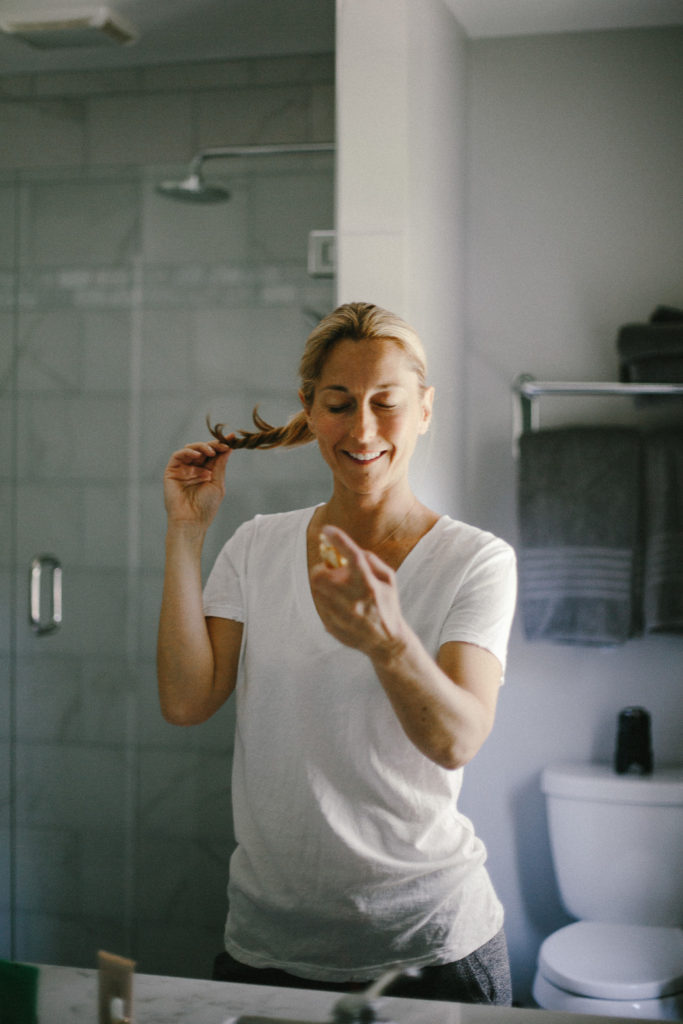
[
  {"x1": 312, "y1": 526, "x2": 503, "y2": 771},
  {"x1": 310, "y1": 526, "x2": 408, "y2": 660}
]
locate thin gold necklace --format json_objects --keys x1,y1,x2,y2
[
  {"x1": 370, "y1": 497, "x2": 418, "y2": 552},
  {"x1": 317, "y1": 498, "x2": 418, "y2": 568}
]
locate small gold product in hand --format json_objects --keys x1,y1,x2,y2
[{"x1": 319, "y1": 534, "x2": 348, "y2": 569}]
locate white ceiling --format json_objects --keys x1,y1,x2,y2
[
  {"x1": 0, "y1": 0, "x2": 682, "y2": 74},
  {"x1": 445, "y1": 0, "x2": 683, "y2": 38}
]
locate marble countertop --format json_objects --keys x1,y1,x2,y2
[{"x1": 35, "y1": 963, "x2": 650, "y2": 1024}]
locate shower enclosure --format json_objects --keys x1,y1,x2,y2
[{"x1": 0, "y1": 153, "x2": 334, "y2": 977}]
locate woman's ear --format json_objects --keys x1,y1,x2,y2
[
  {"x1": 298, "y1": 389, "x2": 314, "y2": 433},
  {"x1": 418, "y1": 385, "x2": 435, "y2": 435}
]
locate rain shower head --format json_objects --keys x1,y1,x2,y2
[
  {"x1": 155, "y1": 172, "x2": 231, "y2": 204},
  {"x1": 155, "y1": 141, "x2": 335, "y2": 204}
]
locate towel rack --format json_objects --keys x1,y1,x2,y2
[
  {"x1": 512, "y1": 373, "x2": 683, "y2": 448},
  {"x1": 511, "y1": 366, "x2": 683, "y2": 450}
]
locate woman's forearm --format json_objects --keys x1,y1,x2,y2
[
  {"x1": 157, "y1": 523, "x2": 217, "y2": 725},
  {"x1": 369, "y1": 626, "x2": 495, "y2": 771}
]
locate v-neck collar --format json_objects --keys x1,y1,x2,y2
[{"x1": 296, "y1": 506, "x2": 448, "y2": 640}]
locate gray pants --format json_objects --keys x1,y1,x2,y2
[
  {"x1": 386, "y1": 930, "x2": 512, "y2": 1005},
  {"x1": 213, "y1": 929, "x2": 512, "y2": 1006}
]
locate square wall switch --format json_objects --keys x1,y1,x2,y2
[{"x1": 308, "y1": 230, "x2": 335, "y2": 277}]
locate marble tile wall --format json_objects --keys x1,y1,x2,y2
[{"x1": 0, "y1": 54, "x2": 335, "y2": 977}]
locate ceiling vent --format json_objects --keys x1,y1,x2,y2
[{"x1": 0, "y1": 6, "x2": 137, "y2": 48}]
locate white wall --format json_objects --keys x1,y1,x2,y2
[
  {"x1": 336, "y1": 0, "x2": 467, "y2": 514},
  {"x1": 336, "y1": 7, "x2": 683, "y2": 1005},
  {"x1": 463, "y1": 28, "x2": 683, "y2": 1003}
]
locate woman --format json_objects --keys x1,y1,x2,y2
[{"x1": 157, "y1": 302, "x2": 517, "y2": 1004}]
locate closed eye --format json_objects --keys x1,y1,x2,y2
[{"x1": 327, "y1": 402, "x2": 396, "y2": 413}]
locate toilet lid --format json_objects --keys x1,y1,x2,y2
[{"x1": 539, "y1": 922, "x2": 683, "y2": 1000}]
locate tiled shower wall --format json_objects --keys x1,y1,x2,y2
[{"x1": 1, "y1": 55, "x2": 335, "y2": 977}]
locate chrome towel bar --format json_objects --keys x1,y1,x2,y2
[{"x1": 512, "y1": 373, "x2": 683, "y2": 442}]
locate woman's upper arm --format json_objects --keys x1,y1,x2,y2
[{"x1": 205, "y1": 615, "x2": 244, "y2": 711}]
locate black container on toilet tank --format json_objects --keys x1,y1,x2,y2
[{"x1": 614, "y1": 706, "x2": 653, "y2": 774}]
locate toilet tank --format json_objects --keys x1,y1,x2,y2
[{"x1": 542, "y1": 763, "x2": 683, "y2": 926}]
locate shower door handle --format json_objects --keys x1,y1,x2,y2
[{"x1": 30, "y1": 555, "x2": 63, "y2": 635}]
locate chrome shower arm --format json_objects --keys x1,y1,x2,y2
[
  {"x1": 188, "y1": 141, "x2": 335, "y2": 176},
  {"x1": 158, "y1": 141, "x2": 336, "y2": 203}
]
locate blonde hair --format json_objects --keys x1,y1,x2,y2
[{"x1": 209, "y1": 301, "x2": 428, "y2": 450}]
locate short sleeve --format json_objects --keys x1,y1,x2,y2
[
  {"x1": 202, "y1": 520, "x2": 251, "y2": 622},
  {"x1": 439, "y1": 538, "x2": 517, "y2": 676}
]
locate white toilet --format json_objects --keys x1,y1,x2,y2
[{"x1": 532, "y1": 762, "x2": 683, "y2": 1019}]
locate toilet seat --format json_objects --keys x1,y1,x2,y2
[
  {"x1": 538, "y1": 922, "x2": 683, "y2": 1000},
  {"x1": 533, "y1": 971, "x2": 683, "y2": 1020}
]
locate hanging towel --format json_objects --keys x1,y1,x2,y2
[
  {"x1": 643, "y1": 429, "x2": 683, "y2": 633},
  {"x1": 517, "y1": 427, "x2": 643, "y2": 645}
]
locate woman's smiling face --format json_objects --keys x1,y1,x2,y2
[{"x1": 302, "y1": 337, "x2": 433, "y2": 500}]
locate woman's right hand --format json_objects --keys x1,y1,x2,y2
[{"x1": 163, "y1": 440, "x2": 232, "y2": 529}]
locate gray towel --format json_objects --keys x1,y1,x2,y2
[
  {"x1": 618, "y1": 322, "x2": 683, "y2": 386},
  {"x1": 518, "y1": 427, "x2": 643, "y2": 645},
  {"x1": 617, "y1": 308, "x2": 683, "y2": 401},
  {"x1": 644, "y1": 429, "x2": 683, "y2": 633}
]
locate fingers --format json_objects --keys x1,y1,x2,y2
[
  {"x1": 318, "y1": 526, "x2": 368, "y2": 572},
  {"x1": 316, "y1": 529, "x2": 367, "y2": 597},
  {"x1": 319, "y1": 526, "x2": 394, "y2": 585},
  {"x1": 163, "y1": 439, "x2": 233, "y2": 528},
  {"x1": 171, "y1": 440, "x2": 231, "y2": 465},
  {"x1": 167, "y1": 440, "x2": 230, "y2": 477},
  {"x1": 314, "y1": 536, "x2": 397, "y2": 649},
  {"x1": 311, "y1": 535, "x2": 400, "y2": 655},
  {"x1": 364, "y1": 549, "x2": 394, "y2": 584}
]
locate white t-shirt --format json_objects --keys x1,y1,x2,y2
[{"x1": 203, "y1": 507, "x2": 517, "y2": 982}]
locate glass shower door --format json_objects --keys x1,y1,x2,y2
[
  {"x1": 2, "y1": 153, "x2": 334, "y2": 973},
  {"x1": 6, "y1": 168, "x2": 140, "y2": 964}
]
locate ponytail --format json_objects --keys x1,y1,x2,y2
[{"x1": 208, "y1": 407, "x2": 313, "y2": 450}]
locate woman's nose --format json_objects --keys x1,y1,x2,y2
[{"x1": 350, "y1": 404, "x2": 376, "y2": 442}]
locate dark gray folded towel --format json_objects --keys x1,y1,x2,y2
[
  {"x1": 644, "y1": 429, "x2": 683, "y2": 633},
  {"x1": 518, "y1": 427, "x2": 643, "y2": 645},
  {"x1": 617, "y1": 322, "x2": 683, "y2": 386}
]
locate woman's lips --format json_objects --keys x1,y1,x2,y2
[{"x1": 344, "y1": 450, "x2": 385, "y2": 464}]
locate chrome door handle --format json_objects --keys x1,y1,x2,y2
[{"x1": 29, "y1": 555, "x2": 62, "y2": 635}]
